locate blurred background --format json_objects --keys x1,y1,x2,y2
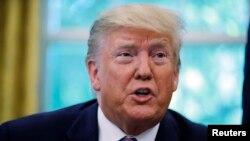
[{"x1": 0, "y1": 0, "x2": 249, "y2": 124}]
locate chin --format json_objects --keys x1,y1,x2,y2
[{"x1": 128, "y1": 107, "x2": 162, "y2": 122}]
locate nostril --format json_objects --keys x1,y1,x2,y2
[{"x1": 134, "y1": 73, "x2": 152, "y2": 81}]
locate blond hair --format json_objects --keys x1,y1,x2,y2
[{"x1": 87, "y1": 4, "x2": 184, "y2": 69}]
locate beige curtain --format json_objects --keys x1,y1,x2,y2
[{"x1": 0, "y1": 0, "x2": 41, "y2": 123}]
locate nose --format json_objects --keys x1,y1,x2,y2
[{"x1": 134, "y1": 53, "x2": 152, "y2": 81}]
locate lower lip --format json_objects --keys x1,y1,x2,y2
[{"x1": 131, "y1": 94, "x2": 153, "y2": 103}]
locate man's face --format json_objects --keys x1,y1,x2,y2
[{"x1": 88, "y1": 27, "x2": 179, "y2": 127}]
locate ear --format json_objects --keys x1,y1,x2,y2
[
  {"x1": 87, "y1": 59, "x2": 101, "y2": 91},
  {"x1": 173, "y1": 70, "x2": 179, "y2": 91}
]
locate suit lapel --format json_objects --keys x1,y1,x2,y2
[
  {"x1": 155, "y1": 110, "x2": 180, "y2": 141},
  {"x1": 67, "y1": 101, "x2": 99, "y2": 141},
  {"x1": 66, "y1": 102, "x2": 181, "y2": 141}
]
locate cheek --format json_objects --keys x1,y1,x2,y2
[
  {"x1": 98, "y1": 64, "x2": 135, "y2": 113},
  {"x1": 157, "y1": 71, "x2": 175, "y2": 87},
  {"x1": 104, "y1": 62, "x2": 135, "y2": 84},
  {"x1": 99, "y1": 63, "x2": 134, "y2": 99},
  {"x1": 155, "y1": 69, "x2": 177, "y2": 100}
]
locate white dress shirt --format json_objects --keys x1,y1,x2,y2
[{"x1": 98, "y1": 107, "x2": 160, "y2": 141}]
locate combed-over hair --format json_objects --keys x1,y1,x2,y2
[{"x1": 87, "y1": 4, "x2": 184, "y2": 69}]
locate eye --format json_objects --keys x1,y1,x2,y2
[
  {"x1": 153, "y1": 51, "x2": 167, "y2": 58},
  {"x1": 152, "y1": 51, "x2": 167, "y2": 64},
  {"x1": 116, "y1": 51, "x2": 134, "y2": 64},
  {"x1": 118, "y1": 52, "x2": 132, "y2": 57},
  {"x1": 155, "y1": 52, "x2": 166, "y2": 58}
]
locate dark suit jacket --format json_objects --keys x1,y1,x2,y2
[{"x1": 0, "y1": 99, "x2": 207, "y2": 141}]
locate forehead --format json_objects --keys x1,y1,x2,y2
[{"x1": 105, "y1": 27, "x2": 171, "y2": 47}]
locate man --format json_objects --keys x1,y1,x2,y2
[{"x1": 0, "y1": 4, "x2": 207, "y2": 141}]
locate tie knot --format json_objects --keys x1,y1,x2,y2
[{"x1": 119, "y1": 136, "x2": 137, "y2": 141}]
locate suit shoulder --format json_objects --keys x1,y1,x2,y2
[
  {"x1": 167, "y1": 109, "x2": 207, "y2": 141},
  {"x1": 2, "y1": 99, "x2": 96, "y2": 125},
  {"x1": 168, "y1": 109, "x2": 207, "y2": 128},
  {"x1": 0, "y1": 99, "x2": 97, "y2": 140}
]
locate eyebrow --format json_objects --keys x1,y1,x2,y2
[
  {"x1": 117, "y1": 43, "x2": 137, "y2": 49},
  {"x1": 148, "y1": 39, "x2": 169, "y2": 48},
  {"x1": 115, "y1": 38, "x2": 170, "y2": 49},
  {"x1": 115, "y1": 40, "x2": 137, "y2": 49}
]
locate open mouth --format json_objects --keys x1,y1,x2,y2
[{"x1": 134, "y1": 88, "x2": 151, "y2": 96}]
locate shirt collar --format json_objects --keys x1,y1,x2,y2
[{"x1": 98, "y1": 106, "x2": 160, "y2": 141}]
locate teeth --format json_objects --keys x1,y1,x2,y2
[
  {"x1": 138, "y1": 89, "x2": 148, "y2": 93},
  {"x1": 135, "y1": 88, "x2": 150, "y2": 95}
]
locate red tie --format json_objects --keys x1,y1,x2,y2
[{"x1": 119, "y1": 136, "x2": 137, "y2": 141}]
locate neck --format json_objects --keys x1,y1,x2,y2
[
  {"x1": 108, "y1": 113, "x2": 160, "y2": 135},
  {"x1": 120, "y1": 121, "x2": 157, "y2": 135}
]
